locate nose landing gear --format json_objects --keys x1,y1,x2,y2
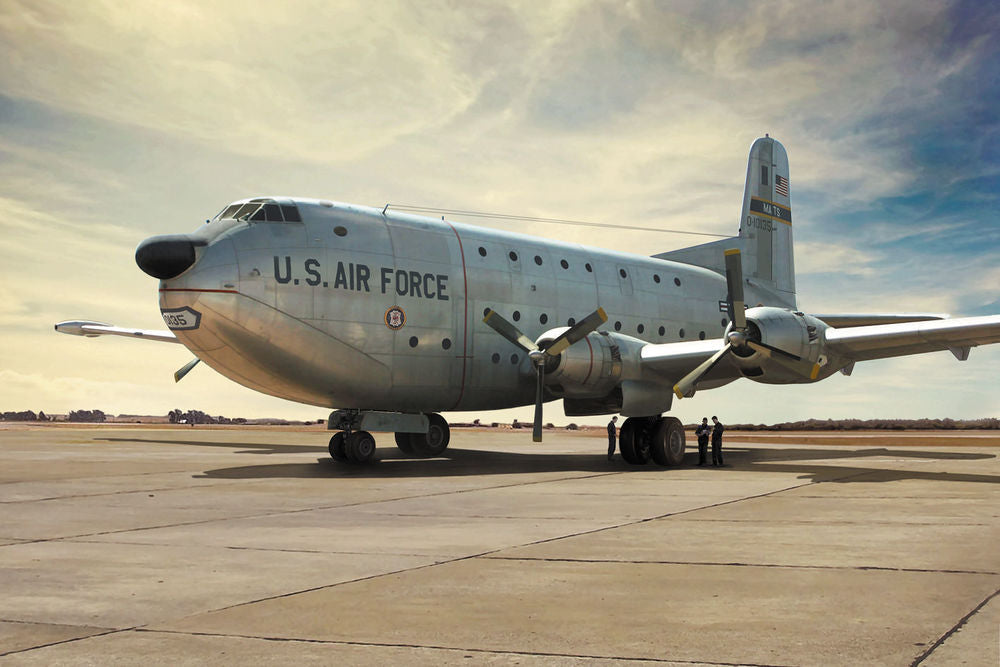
[{"x1": 327, "y1": 410, "x2": 451, "y2": 464}]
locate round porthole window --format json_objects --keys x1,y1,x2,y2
[{"x1": 334, "y1": 226, "x2": 347, "y2": 237}]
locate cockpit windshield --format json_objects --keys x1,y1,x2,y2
[{"x1": 214, "y1": 199, "x2": 302, "y2": 222}]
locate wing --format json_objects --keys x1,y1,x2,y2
[
  {"x1": 54, "y1": 320, "x2": 181, "y2": 344},
  {"x1": 812, "y1": 313, "x2": 947, "y2": 328},
  {"x1": 824, "y1": 315, "x2": 1000, "y2": 362}
]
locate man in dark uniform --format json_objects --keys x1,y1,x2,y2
[
  {"x1": 711, "y1": 415, "x2": 725, "y2": 466},
  {"x1": 607, "y1": 416, "x2": 618, "y2": 461},
  {"x1": 695, "y1": 417, "x2": 710, "y2": 466}
]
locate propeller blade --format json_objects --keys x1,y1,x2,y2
[
  {"x1": 746, "y1": 341, "x2": 821, "y2": 379},
  {"x1": 532, "y1": 364, "x2": 544, "y2": 442},
  {"x1": 173, "y1": 357, "x2": 201, "y2": 383},
  {"x1": 543, "y1": 307, "x2": 608, "y2": 357},
  {"x1": 673, "y1": 344, "x2": 733, "y2": 399},
  {"x1": 724, "y1": 249, "x2": 746, "y2": 330},
  {"x1": 483, "y1": 308, "x2": 538, "y2": 353}
]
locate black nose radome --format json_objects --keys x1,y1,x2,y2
[{"x1": 135, "y1": 235, "x2": 205, "y2": 279}]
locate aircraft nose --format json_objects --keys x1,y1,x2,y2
[{"x1": 135, "y1": 235, "x2": 206, "y2": 279}]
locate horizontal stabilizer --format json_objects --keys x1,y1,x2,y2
[{"x1": 55, "y1": 320, "x2": 180, "y2": 344}]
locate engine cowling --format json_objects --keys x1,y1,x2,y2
[
  {"x1": 732, "y1": 307, "x2": 841, "y2": 384},
  {"x1": 533, "y1": 329, "x2": 646, "y2": 398}
]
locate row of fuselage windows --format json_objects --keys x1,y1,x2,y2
[
  {"x1": 218, "y1": 202, "x2": 302, "y2": 223},
  {"x1": 403, "y1": 316, "x2": 728, "y2": 353},
  {"x1": 477, "y1": 245, "x2": 683, "y2": 287}
]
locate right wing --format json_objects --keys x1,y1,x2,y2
[
  {"x1": 54, "y1": 320, "x2": 180, "y2": 344},
  {"x1": 823, "y1": 315, "x2": 1000, "y2": 362}
]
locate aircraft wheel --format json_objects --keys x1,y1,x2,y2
[
  {"x1": 328, "y1": 432, "x2": 348, "y2": 462},
  {"x1": 394, "y1": 432, "x2": 416, "y2": 454},
  {"x1": 347, "y1": 430, "x2": 377, "y2": 464},
  {"x1": 651, "y1": 417, "x2": 686, "y2": 466},
  {"x1": 411, "y1": 413, "x2": 450, "y2": 457},
  {"x1": 620, "y1": 418, "x2": 652, "y2": 465}
]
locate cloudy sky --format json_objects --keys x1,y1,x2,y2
[{"x1": 1, "y1": 0, "x2": 997, "y2": 425}]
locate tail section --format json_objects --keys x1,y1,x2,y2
[{"x1": 655, "y1": 136, "x2": 796, "y2": 309}]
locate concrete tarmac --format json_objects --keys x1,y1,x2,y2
[{"x1": 0, "y1": 426, "x2": 997, "y2": 665}]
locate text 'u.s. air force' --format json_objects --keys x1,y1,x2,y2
[{"x1": 273, "y1": 256, "x2": 448, "y2": 300}]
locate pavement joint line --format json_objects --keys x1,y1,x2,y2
[
  {"x1": 0, "y1": 478, "x2": 278, "y2": 504},
  {"x1": 135, "y1": 628, "x2": 792, "y2": 666},
  {"x1": 481, "y1": 556, "x2": 1000, "y2": 576},
  {"x1": 2, "y1": 470, "x2": 625, "y2": 547},
  {"x1": 0, "y1": 627, "x2": 131, "y2": 658},
  {"x1": 910, "y1": 586, "x2": 1000, "y2": 665},
  {"x1": 0, "y1": 468, "x2": 199, "y2": 487},
  {"x1": 61, "y1": 538, "x2": 445, "y2": 559},
  {"x1": 670, "y1": 518, "x2": 993, "y2": 527}
]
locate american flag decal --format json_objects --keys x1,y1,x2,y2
[{"x1": 775, "y1": 174, "x2": 789, "y2": 197}]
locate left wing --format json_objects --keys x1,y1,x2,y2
[
  {"x1": 823, "y1": 315, "x2": 1000, "y2": 362},
  {"x1": 55, "y1": 320, "x2": 180, "y2": 344}
]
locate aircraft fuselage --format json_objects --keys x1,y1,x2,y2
[{"x1": 158, "y1": 199, "x2": 732, "y2": 413}]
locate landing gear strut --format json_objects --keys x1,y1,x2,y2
[
  {"x1": 327, "y1": 410, "x2": 451, "y2": 464},
  {"x1": 619, "y1": 416, "x2": 685, "y2": 466}
]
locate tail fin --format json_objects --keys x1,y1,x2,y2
[{"x1": 655, "y1": 136, "x2": 796, "y2": 309}]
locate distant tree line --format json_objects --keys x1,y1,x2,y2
[
  {"x1": 167, "y1": 409, "x2": 246, "y2": 425},
  {"x1": 2, "y1": 410, "x2": 50, "y2": 421},
  {"x1": 724, "y1": 417, "x2": 999, "y2": 431}
]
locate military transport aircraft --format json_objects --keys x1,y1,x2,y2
[{"x1": 56, "y1": 137, "x2": 1000, "y2": 465}]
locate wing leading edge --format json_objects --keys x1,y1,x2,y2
[{"x1": 823, "y1": 314, "x2": 1000, "y2": 362}]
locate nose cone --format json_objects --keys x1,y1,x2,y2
[{"x1": 135, "y1": 235, "x2": 205, "y2": 279}]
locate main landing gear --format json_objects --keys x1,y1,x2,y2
[
  {"x1": 327, "y1": 410, "x2": 450, "y2": 464},
  {"x1": 618, "y1": 416, "x2": 685, "y2": 466}
]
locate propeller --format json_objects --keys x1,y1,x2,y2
[
  {"x1": 673, "y1": 249, "x2": 818, "y2": 399},
  {"x1": 483, "y1": 307, "x2": 608, "y2": 442},
  {"x1": 173, "y1": 357, "x2": 201, "y2": 383}
]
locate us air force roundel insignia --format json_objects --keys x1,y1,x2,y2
[{"x1": 384, "y1": 306, "x2": 406, "y2": 330}]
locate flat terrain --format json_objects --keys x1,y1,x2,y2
[{"x1": 0, "y1": 426, "x2": 997, "y2": 665}]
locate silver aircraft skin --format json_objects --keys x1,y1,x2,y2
[{"x1": 57, "y1": 137, "x2": 1000, "y2": 464}]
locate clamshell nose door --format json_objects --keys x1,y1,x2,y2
[{"x1": 135, "y1": 235, "x2": 206, "y2": 279}]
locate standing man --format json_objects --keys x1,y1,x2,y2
[
  {"x1": 711, "y1": 415, "x2": 725, "y2": 467},
  {"x1": 695, "y1": 417, "x2": 710, "y2": 466},
  {"x1": 607, "y1": 416, "x2": 619, "y2": 461}
]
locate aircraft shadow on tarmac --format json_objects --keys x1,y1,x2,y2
[{"x1": 97, "y1": 436, "x2": 997, "y2": 484}]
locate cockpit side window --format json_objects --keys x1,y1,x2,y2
[
  {"x1": 280, "y1": 204, "x2": 302, "y2": 222},
  {"x1": 250, "y1": 206, "x2": 267, "y2": 221},
  {"x1": 263, "y1": 203, "x2": 283, "y2": 221}
]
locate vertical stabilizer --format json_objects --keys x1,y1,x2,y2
[
  {"x1": 654, "y1": 136, "x2": 796, "y2": 309},
  {"x1": 739, "y1": 136, "x2": 795, "y2": 302}
]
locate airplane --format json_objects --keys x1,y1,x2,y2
[{"x1": 56, "y1": 136, "x2": 1000, "y2": 465}]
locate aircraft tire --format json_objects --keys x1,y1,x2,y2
[
  {"x1": 394, "y1": 432, "x2": 416, "y2": 454},
  {"x1": 329, "y1": 432, "x2": 348, "y2": 462},
  {"x1": 651, "y1": 417, "x2": 686, "y2": 466},
  {"x1": 411, "y1": 413, "x2": 450, "y2": 457},
  {"x1": 347, "y1": 430, "x2": 377, "y2": 464},
  {"x1": 618, "y1": 418, "x2": 640, "y2": 464}
]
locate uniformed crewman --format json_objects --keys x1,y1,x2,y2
[
  {"x1": 695, "y1": 417, "x2": 710, "y2": 466},
  {"x1": 711, "y1": 415, "x2": 725, "y2": 466},
  {"x1": 607, "y1": 416, "x2": 619, "y2": 461}
]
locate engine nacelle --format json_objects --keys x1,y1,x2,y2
[
  {"x1": 534, "y1": 329, "x2": 645, "y2": 398},
  {"x1": 733, "y1": 307, "x2": 841, "y2": 384}
]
